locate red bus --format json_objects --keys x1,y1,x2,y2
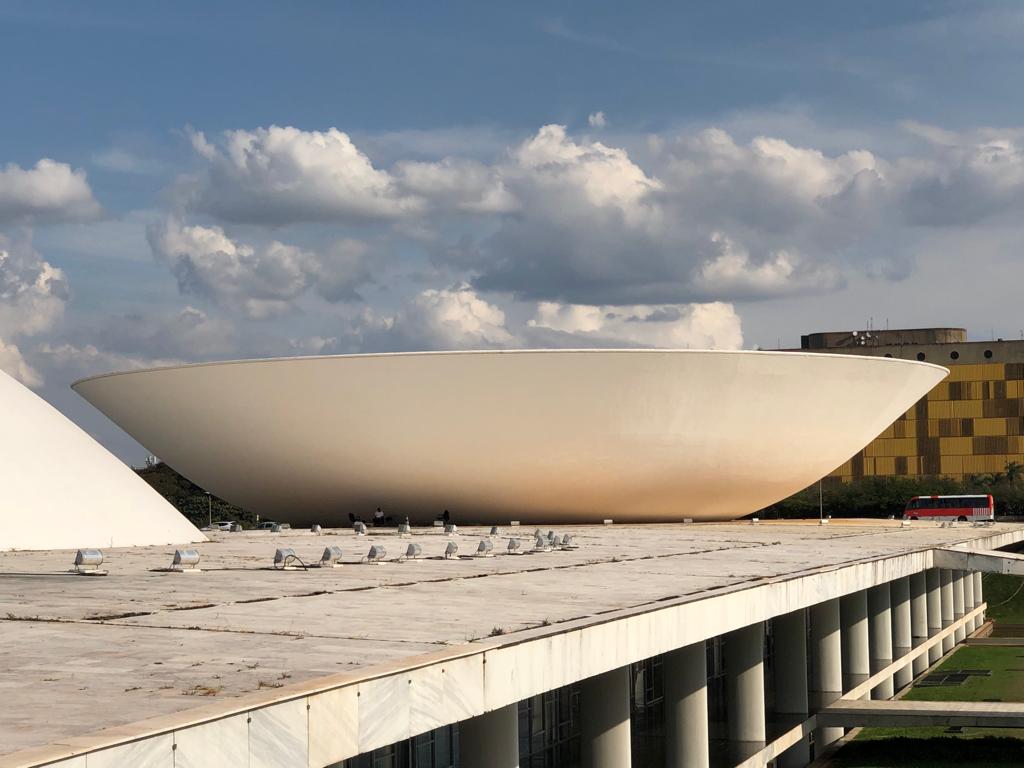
[{"x1": 903, "y1": 494, "x2": 994, "y2": 522}]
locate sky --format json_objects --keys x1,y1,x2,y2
[{"x1": 3, "y1": 0, "x2": 1024, "y2": 461}]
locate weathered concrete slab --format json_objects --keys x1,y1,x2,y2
[{"x1": 0, "y1": 519, "x2": 1021, "y2": 761}]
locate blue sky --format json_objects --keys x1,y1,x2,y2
[{"x1": 3, "y1": 0, "x2": 1024, "y2": 460}]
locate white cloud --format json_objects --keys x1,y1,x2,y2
[
  {"x1": 353, "y1": 284, "x2": 515, "y2": 352},
  {"x1": 511, "y1": 124, "x2": 661, "y2": 218},
  {"x1": 588, "y1": 111, "x2": 607, "y2": 129},
  {"x1": 0, "y1": 234, "x2": 68, "y2": 338},
  {"x1": 89, "y1": 306, "x2": 237, "y2": 362},
  {"x1": 34, "y1": 342, "x2": 181, "y2": 378},
  {"x1": 183, "y1": 126, "x2": 421, "y2": 224},
  {"x1": 0, "y1": 159, "x2": 101, "y2": 224},
  {"x1": 394, "y1": 158, "x2": 516, "y2": 213},
  {"x1": 163, "y1": 119, "x2": 1024, "y2": 313},
  {"x1": 147, "y1": 219, "x2": 371, "y2": 318},
  {"x1": 529, "y1": 301, "x2": 742, "y2": 349},
  {"x1": 693, "y1": 232, "x2": 841, "y2": 298},
  {"x1": 0, "y1": 337, "x2": 41, "y2": 386}
]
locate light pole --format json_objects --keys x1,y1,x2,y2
[
  {"x1": 819, "y1": 478, "x2": 824, "y2": 522},
  {"x1": 206, "y1": 492, "x2": 212, "y2": 528}
]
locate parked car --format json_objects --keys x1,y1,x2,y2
[
  {"x1": 256, "y1": 521, "x2": 279, "y2": 530},
  {"x1": 202, "y1": 521, "x2": 235, "y2": 532}
]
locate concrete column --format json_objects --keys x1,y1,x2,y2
[
  {"x1": 725, "y1": 622, "x2": 766, "y2": 746},
  {"x1": 952, "y1": 571, "x2": 967, "y2": 643},
  {"x1": 840, "y1": 591, "x2": 870, "y2": 694},
  {"x1": 975, "y1": 571, "x2": 985, "y2": 625},
  {"x1": 459, "y1": 703, "x2": 519, "y2": 768},
  {"x1": 664, "y1": 642, "x2": 709, "y2": 768},
  {"x1": 810, "y1": 599, "x2": 843, "y2": 750},
  {"x1": 926, "y1": 569, "x2": 943, "y2": 664},
  {"x1": 772, "y1": 610, "x2": 809, "y2": 768},
  {"x1": 867, "y1": 584, "x2": 894, "y2": 699},
  {"x1": 940, "y1": 569, "x2": 954, "y2": 654},
  {"x1": 964, "y1": 571, "x2": 977, "y2": 634},
  {"x1": 580, "y1": 666, "x2": 631, "y2": 768},
  {"x1": 910, "y1": 571, "x2": 929, "y2": 677},
  {"x1": 891, "y1": 577, "x2": 913, "y2": 690}
]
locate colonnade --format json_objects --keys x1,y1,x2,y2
[{"x1": 454, "y1": 568, "x2": 985, "y2": 768}]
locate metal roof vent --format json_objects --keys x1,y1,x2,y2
[
  {"x1": 507, "y1": 538, "x2": 522, "y2": 554},
  {"x1": 400, "y1": 542, "x2": 423, "y2": 561},
  {"x1": 73, "y1": 549, "x2": 106, "y2": 576},
  {"x1": 398, "y1": 521, "x2": 412, "y2": 538},
  {"x1": 560, "y1": 534, "x2": 577, "y2": 550},
  {"x1": 311, "y1": 524, "x2": 322, "y2": 535},
  {"x1": 364, "y1": 544, "x2": 387, "y2": 564},
  {"x1": 489, "y1": 525, "x2": 500, "y2": 536},
  {"x1": 475, "y1": 539, "x2": 495, "y2": 557},
  {"x1": 353, "y1": 521, "x2": 367, "y2": 535},
  {"x1": 318, "y1": 545, "x2": 344, "y2": 568},
  {"x1": 273, "y1": 548, "x2": 300, "y2": 569},
  {"x1": 171, "y1": 549, "x2": 201, "y2": 572},
  {"x1": 444, "y1": 523, "x2": 458, "y2": 536},
  {"x1": 533, "y1": 535, "x2": 551, "y2": 552},
  {"x1": 444, "y1": 541, "x2": 459, "y2": 559}
]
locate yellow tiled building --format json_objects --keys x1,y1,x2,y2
[{"x1": 797, "y1": 329, "x2": 1024, "y2": 482}]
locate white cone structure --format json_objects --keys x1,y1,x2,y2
[
  {"x1": 0, "y1": 370, "x2": 206, "y2": 551},
  {"x1": 73, "y1": 349, "x2": 947, "y2": 525}
]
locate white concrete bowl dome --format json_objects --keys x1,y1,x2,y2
[{"x1": 72, "y1": 350, "x2": 947, "y2": 525}]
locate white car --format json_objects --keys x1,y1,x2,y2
[{"x1": 202, "y1": 521, "x2": 235, "y2": 532}]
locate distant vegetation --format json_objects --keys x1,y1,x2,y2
[
  {"x1": 136, "y1": 462, "x2": 254, "y2": 528},
  {"x1": 140, "y1": 457, "x2": 1024, "y2": 526},
  {"x1": 758, "y1": 462, "x2": 1024, "y2": 520}
]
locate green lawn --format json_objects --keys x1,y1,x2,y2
[
  {"x1": 896, "y1": 645, "x2": 1024, "y2": 703},
  {"x1": 984, "y1": 574, "x2": 1024, "y2": 625},
  {"x1": 834, "y1": 575, "x2": 1024, "y2": 764},
  {"x1": 844, "y1": 645, "x2": 1024, "y2": 763}
]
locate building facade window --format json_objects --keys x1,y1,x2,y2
[
  {"x1": 340, "y1": 725, "x2": 457, "y2": 768},
  {"x1": 518, "y1": 684, "x2": 581, "y2": 767}
]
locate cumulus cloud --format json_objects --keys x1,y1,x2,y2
[
  {"x1": 34, "y1": 342, "x2": 181, "y2": 379},
  {"x1": 0, "y1": 337, "x2": 41, "y2": 386},
  {"x1": 528, "y1": 301, "x2": 742, "y2": 349},
  {"x1": 0, "y1": 234, "x2": 69, "y2": 338},
  {"x1": 165, "y1": 119, "x2": 1024, "y2": 316},
  {"x1": 183, "y1": 126, "x2": 420, "y2": 224},
  {"x1": 0, "y1": 159, "x2": 101, "y2": 224},
  {"x1": 588, "y1": 111, "x2": 607, "y2": 129},
  {"x1": 394, "y1": 158, "x2": 516, "y2": 213},
  {"x1": 692, "y1": 232, "x2": 841, "y2": 298},
  {"x1": 352, "y1": 283, "x2": 516, "y2": 352},
  {"x1": 468, "y1": 123, "x2": 965, "y2": 304},
  {"x1": 89, "y1": 306, "x2": 236, "y2": 362},
  {"x1": 147, "y1": 219, "x2": 371, "y2": 318}
]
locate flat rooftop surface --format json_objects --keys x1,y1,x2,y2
[{"x1": 2, "y1": 519, "x2": 1023, "y2": 757}]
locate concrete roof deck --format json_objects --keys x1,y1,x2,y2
[{"x1": 2, "y1": 519, "x2": 1023, "y2": 759}]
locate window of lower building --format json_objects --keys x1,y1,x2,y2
[
  {"x1": 518, "y1": 684, "x2": 581, "y2": 767},
  {"x1": 340, "y1": 725, "x2": 457, "y2": 768}
]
